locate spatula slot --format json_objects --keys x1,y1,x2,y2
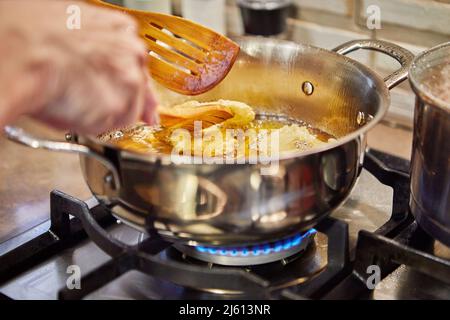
[
  {"x1": 144, "y1": 34, "x2": 202, "y2": 75},
  {"x1": 158, "y1": 34, "x2": 204, "y2": 65},
  {"x1": 146, "y1": 22, "x2": 208, "y2": 61},
  {"x1": 148, "y1": 21, "x2": 209, "y2": 53},
  {"x1": 148, "y1": 50, "x2": 195, "y2": 76}
]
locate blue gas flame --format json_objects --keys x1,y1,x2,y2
[{"x1": 195, "y1": 229, "x2": 317, "y2": 257}]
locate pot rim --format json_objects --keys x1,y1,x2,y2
[
  {"x1": 82, "y1": 37, "x2": 391, "y2": 163},
  {"x1": 409, "y1": 41, "x2": 450, "y2": 114}
]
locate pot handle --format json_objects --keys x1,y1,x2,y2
[
  {"x1": 3, "y1": 125, "x2": 121, "y2": 190},
  {"x1": 333, "y1": 39, "x2": 414, "y2": 90}
]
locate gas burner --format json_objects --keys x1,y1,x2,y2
[{"x1": 174, "y1": 229, "x2": 317, "y2": 266}]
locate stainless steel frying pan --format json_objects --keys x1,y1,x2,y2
[{"x1": 4, "y1": 38, "x2": 414, "y2": 246}]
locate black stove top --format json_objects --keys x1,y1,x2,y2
[{"x1": 0, "y1": 149, "x2": 449, "y2": 300}]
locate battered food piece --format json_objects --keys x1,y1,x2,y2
[
  {"x1": 278, "y1": 124, "x2": 328, "y2": 152},
  {"x1": 106, "y1": 100, "x2": 334, "y2": 157}
]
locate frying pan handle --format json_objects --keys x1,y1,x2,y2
[
  {"x1": 3, "y1": 125, "x2": 121, "y2": 190},
  {"x1": 332, "y1": 39, "x2": 414, "y2": 90}
]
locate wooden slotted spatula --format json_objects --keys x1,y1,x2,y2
[
  {"x1": 159, "y1": 105, "x2": 234, "y2": 131},
  {"x1": 88, "y1": 0, "x2": 240, "y2": 95}
]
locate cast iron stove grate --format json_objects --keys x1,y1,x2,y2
[{"x1": 0, "y1": 149, "x2": 446, "y2": 299}]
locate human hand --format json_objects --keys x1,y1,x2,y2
[{"x1": 0, "y1": 0, "x2": 157, "y2": 134}]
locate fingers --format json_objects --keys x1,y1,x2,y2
[
  {"x1": 107, "y1": 70, "x2": 159, "y2": 131},
  {"x1": 141, "y1": 83, "x2": 159, "y2": 125},
  {"x1": 71, "y1": 11, "x2": 151, "y2": 131},
  {"x1": 79, "y1": 31, "x2": 155, "y2": 131}
]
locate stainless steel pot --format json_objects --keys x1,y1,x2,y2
[
  {"x1": 409, "y1": 42, "x2": 450, "y2": 247},
  {"x1": 4, "y1": 38, "x2": 413, "y2": 246}
]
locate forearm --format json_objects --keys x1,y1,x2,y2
[
  {"x1": 0, "y1": 39, "x2": 51, "y2": 128},
  {"x1": 0, "y1": 2, "x2": 50, "y2": 127},
  {"x1": 0, "y1": 68, "x2": 47, "y2": 128}
]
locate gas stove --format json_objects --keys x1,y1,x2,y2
[{"x1": 0, "y1": 149, "x2": 449, "y2": 300}]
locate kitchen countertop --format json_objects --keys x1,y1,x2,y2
[
  {"x1": 0, "y1": 118, "x2": 91, "y2": 243},
  {"x1": 0, "y1": 117, "x2": 413, "y2": 244}
]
